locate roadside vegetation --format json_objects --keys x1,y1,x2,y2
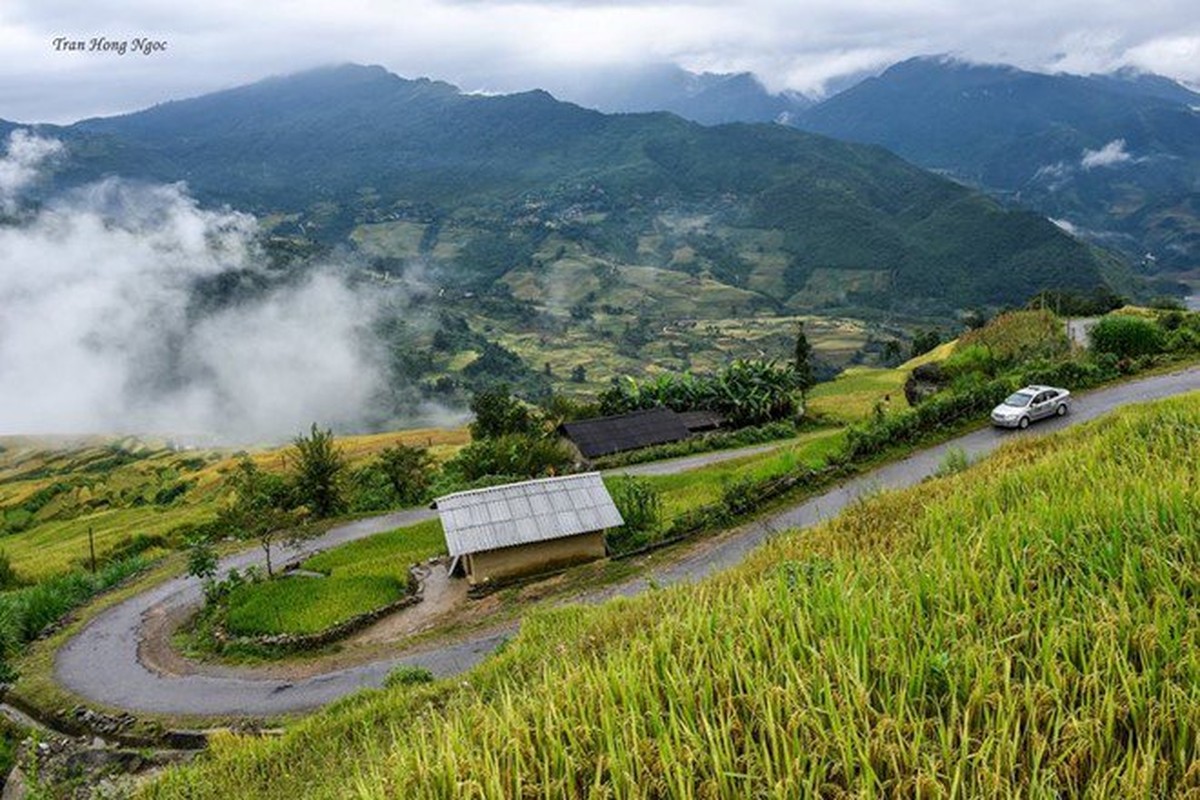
[
  {"x1": 143, "y1": 392, "x2": 1200, "y2": 799},
  {"x1": 845, "y1": 307, "x2": 1200, "y2": 458}
]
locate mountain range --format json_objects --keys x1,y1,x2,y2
[
  {"x1": 6, "y1": 63, "x2": 1117, "y2": 318},
  {"x1": 790, "y1": 57, "x2": 1200, "y2": 272},
  {"x1": 539, "y1": 56, "x2": 1200, "y2": 274},
  {"x1": 539, "y1": 63, "x2": 812, "y2": 125}
]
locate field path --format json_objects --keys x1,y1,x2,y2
[{"x1": 54, "y1": 367, "x2": 1200, "y2": 716}]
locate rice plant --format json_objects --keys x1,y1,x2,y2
[{"x1": 143, "y1": 393, "x2": 1200, "y2": 799}]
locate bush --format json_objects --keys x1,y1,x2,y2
[
  {"x1": 606, "y1": 477, "x2": 663, "y2": 553},
  {"x1": 720, "y1": 475, "x2": 761, "y2": 517},
  {"x1": 1165, "y1": 326, "x2": 1200, "y2": 353},
  {"x1": 1017, "y1": 355, "x2": 1119, "y2": 390},
  {"x1": 98, "y1": 533, "x2": 167, "y2": 567},
  {"x1": 1088, "y1": 315, "x2": 1165, "y2": 359},
  {"x1": 942, "y1": 344, "x2": 996, "y2": 379},
  {"x1": 598, "y1": 360, "x2": 800, "y2": 428},
  {"x1": 445, "y1": 434, "x2": 574, "y2": 482},
  {"x1": 957, "y1": 309, "x2": 1069, "y2": 364},
  {"x1": 0, "y1": 554, "x2": 20, "y2": 592},
  {"x1": 934, "y1": 447, "x2": 971, "y2": 477},
  {"x1": 384, "y1": 665, "x2": 435, "y2": 689}
]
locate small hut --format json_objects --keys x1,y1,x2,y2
[{"x1": 435, "y1": 473, "x2": 624, "y2": 587}]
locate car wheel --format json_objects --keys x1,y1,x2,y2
[
  {"x1": 1018, "y1": 416, "x2": 1030, "y2": 430},
  {"x1": 1056, "y1": 404, "x2": 1067, "y2": 417}
]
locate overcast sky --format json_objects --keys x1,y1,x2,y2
[{"x1": 2, "y1": 0, "x2": 1199, "y2": 123}]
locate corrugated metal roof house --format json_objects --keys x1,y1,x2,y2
[
  {"x1": 559, "y1": 407, "x2": 692, "y2": 459},
  {"x1": 434, "y1": 473, "x2": 624, "y2": 586}
]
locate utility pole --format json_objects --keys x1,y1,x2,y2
[{"x1": 88, "y1": 527, "x2": 97, "y2": 574}]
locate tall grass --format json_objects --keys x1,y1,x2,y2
[
  {"x1": 0, "y1": 555, "x2": 148, "y2": 675},
  {"x1": 144, "y1": 394, "x2": 1200, "y2": 799}
]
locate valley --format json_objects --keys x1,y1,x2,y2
[{"x1": 1, "y1": 40, "x2": 1199, "y2": 798}]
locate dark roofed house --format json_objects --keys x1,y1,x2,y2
[
  {"x1": 559, "y1": 407, "x2": 692, "y2": 459},
  {"x1": 435, "y1": 473, "x2": 623, "y2": 587},
  {"x1": 676, "y1": 410, "x2": 725, "y2": 434}
]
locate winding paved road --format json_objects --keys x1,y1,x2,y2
[{"x1": 55, "y1": 367, "x2": 1200, "y2": 716}]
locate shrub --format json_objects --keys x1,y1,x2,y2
[
  {"x1": 98, "y1": 533, "x2": 167, "y2": 566},
  {"x1": 384, "y1": 665, "x2": 435, "y2": 689},
  {"x1": 1088, "y1": 315, "x2": 1165, "y2": 359},
  {"x1": 720, "y1": 475, "x2": 762, "y2": 517},
  {"x1": 957, "y1": 309, "x2": 1069, "y2": 364},
  {"x1": 0, "y1": 554, "x2": 149, "y2": 659},
  {"x1": 0, "y1": 554, "x2": 20, "y2": 592},
  {"x1": 934, "y1": 447, "x2": 971, "y2": 478},
  {"x1": 942, "y1": 344, "x2": 996, "y2": 378},
  {"x1": 606, "y1": 477, "x2": 663, "y2": 553},
  {"x1": 445, "y1": 434, "x2": 574, "y2": 482},
  {"x1": 377, "y1": 444, "x2": 435, "y2": 505},
  {"x1": 1165, "y1": 326, "x2": 1200, "y2": 353}
]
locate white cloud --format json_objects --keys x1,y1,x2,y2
[
  {"x1": 0, "y1": 130, "x2": 431, "y2": 441},
  {"x1": 2, "y1": 0, "x2": 1199, "y2": 121},
  {"x1": 1081, "y1": 138, "x2": 1133, "y2": 169},
  {"x1": 1049, "y1": 217, "x2": 1078, "y2": 235},
  {"x1": 0, "y1": 129, "x2": 62, "y2": 210}
]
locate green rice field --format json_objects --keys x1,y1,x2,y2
[{"x1": 223, "y1": 520, "x2": 446, "y2": 637}]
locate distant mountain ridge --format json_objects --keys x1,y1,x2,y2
[
  {"x1": 4, "y1": 63, "x2": 1120, "y2": 315},
  {"x1": 543, "y1": 63, "x2": 812, "y2": 125},
  {"x1": 793, "y1": 56, "x2": 1200, "y2": 271}
]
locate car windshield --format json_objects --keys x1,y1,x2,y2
[{"x1": 1004, "y1": 392, "x2": 1034, "y2": 407}]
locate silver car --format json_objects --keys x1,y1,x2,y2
[{"x1": 991, "y1": 385, "x2": 1071, "y2": 429}]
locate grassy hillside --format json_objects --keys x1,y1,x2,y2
[
  {"x1": 0, "y1": 429, "x2": 467, "y2": 580},
  {"x1": 144, "y1": 392, "x2": 1199, "y2": 799},
  {"x1": 806, "y1": 340, "x2": 956, "y2": 422}
]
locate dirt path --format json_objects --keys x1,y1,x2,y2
[
  {"x1": 53, "y1": 367, "x2": 1200, "y2": 716},
  {"x1": 350, "y1": 562, "x2": 468, "y2": 645}
]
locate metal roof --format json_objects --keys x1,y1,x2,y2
[
  {"x1": 559, "y1": 407, "x2": 692, "y2": 458},
  {"x1": 434, "y1": 472, "x2": 624, "y2": 557}
]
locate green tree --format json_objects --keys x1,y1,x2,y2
[
  {"x1": 186, "y1": 538, "x2": 218, "y2": 582},
  {"x1": 793, "y1": 322, "x2": 816, "y2": 398},
  {"x1": 218, "y1": 457, "x2": 307, "y2": 577},
  {"x1": 376, "y1": 444, "x2": 435, "y2": 506},
  {"x1": 469, "y1": 385, "x2": 534, "y2": 440},
  {"x1": 910, "y1": 329, "x2": 943, "y2": 359},
  {"x1": 570, "y1": 365, "x2": 587, "y2": 383},
  {"x1": 288, "y1": 424, "x2": 347, "y2": 518},
  {"x1": 881, "y1": 339, "x2": 903, "y2": 366}
]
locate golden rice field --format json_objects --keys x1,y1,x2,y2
[
  {"x1": 143, "y1": 392, "x2": 1199, "y2": 799},
  {"x1": 0, "y1": 428, "x2": 469, "y2": 580}
]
